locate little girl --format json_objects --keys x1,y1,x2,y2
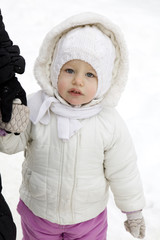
[{"x1": 0, "y1": 12, "x2": 145, "y2": 239}]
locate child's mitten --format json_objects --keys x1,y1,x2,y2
[
  {"x1": 0, "y1": 99, "x2": 29, "y2": 134},
  {"x1": 124, "y1": 211, "x2": 145, "y2": 239}
]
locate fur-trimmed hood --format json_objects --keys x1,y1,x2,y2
[{"x1": 34, "y1": 12, "x2": 128, "y2": 107}]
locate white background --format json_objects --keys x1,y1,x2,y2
[{"x1": 0, "y1": 0, "x2": 160, "y2": 239}]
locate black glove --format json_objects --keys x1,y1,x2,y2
[
  {"x1": 0, "y1": 46, "x2": 25, "y2": 83},
  {"x1": 0, "y1": 9, "x2": 25, "y2": 83},
  {"x1": 0, "y1": 176, "x2": 16, "y2": 240},
  {"x1": 0, "y1": 9, "x2": 27, "y2": 123},
  {"x1": 0, "y1": 76, "x2": 27, "y2": 122}
]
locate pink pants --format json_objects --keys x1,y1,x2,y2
[{"x1": 17, "y1": 200, "x2": 108, "y2": 240}]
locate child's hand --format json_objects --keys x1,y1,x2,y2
[
  {"x1": 0, "y1": 99, "x2": 29, "y2": 135},
  {"x1": 124, "y1": 211, "x2": 145, "y2": 238}
]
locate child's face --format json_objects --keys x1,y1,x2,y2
[{"x1": 58, "y1": 60, "x2": 98, "y2": 106}]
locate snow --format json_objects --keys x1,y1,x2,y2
[{"x1": 0, "y1": 0, "x2": 160, "y2": 239}]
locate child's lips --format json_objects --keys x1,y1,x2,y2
[{"x1": 68, "y1": 88, "x2": 83, "y2": 96}]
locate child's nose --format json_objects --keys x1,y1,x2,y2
[{"x1": 72, "y1": 74, "x2": 84, "y2": 86}]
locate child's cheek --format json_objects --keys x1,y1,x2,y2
[{"x1": 57, "y1": 81, "x2": 66, "y2": 96}]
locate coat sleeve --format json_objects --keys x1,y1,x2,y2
[
  {"x1": 104, "y1": 111, "x2": 145, "y2": 212},
  {"x1": 0, "y1": 120, "x2": 31, "y2": 155}
]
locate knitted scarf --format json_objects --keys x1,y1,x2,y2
[{"x1": 28, "y1": 90, "x2": 102, "y2": 140}]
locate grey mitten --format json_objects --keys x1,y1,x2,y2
[
  {"x1": 0, "y1": 99, "x2": 29, "y2": 134},
  {"x1": 124, "y1": 211, "x2": 145, "y2": 239}
]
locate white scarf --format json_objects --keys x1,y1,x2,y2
[{"x1": 28, "y1": 90, "x2": 102, "y2": 140}]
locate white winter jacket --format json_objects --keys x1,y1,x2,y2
[{"x1": 0, "y1": 12, "x2": 145, "y2": 225}]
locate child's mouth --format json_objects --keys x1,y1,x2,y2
[{"x1": 69, "y1": 88, "x2": 83, "y2": 96}]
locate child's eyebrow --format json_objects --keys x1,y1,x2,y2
[
  {"x1": 63, "y1": 63, "x2": 74, "y2": 68},
  {"x1": 88, "y1": 69, "x2": 96, "y2": 72},
  {"x1": 62, "y1": 65, "x2": 73, "y2": 69}
]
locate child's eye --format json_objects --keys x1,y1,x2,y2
[
  {"x1": 65, "y1": 68, "x2": 74, "y2": 74},
  {"x1": 86, "y1": 72, "x2": 95, "y2": 78}
]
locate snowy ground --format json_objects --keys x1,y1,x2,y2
[{"x1": 0, "y1": 0, "x2": 160, "y2": 239}]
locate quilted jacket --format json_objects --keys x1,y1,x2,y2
[{"x1": 0, "y1": 12, "x2": 145, "y2": 225}]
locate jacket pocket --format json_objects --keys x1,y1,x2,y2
[
  {"x1": 28, "y1": 171, "x2": 46, "y2": 200},
  {"x1": 75, "y1": 178, "x2": 108, "y2": 211}
]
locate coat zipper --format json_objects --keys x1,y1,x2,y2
[{"x1": 70, "y1": 133, "x2": 79, "y2": 222}]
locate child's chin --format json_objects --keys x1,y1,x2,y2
[{"x1": 67, "y1": 100, "x2": 83, "y2": 106}]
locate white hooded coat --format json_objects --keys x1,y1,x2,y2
[{"x1": 0, "y1": 12, "x2": 145, "y2": 225}]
